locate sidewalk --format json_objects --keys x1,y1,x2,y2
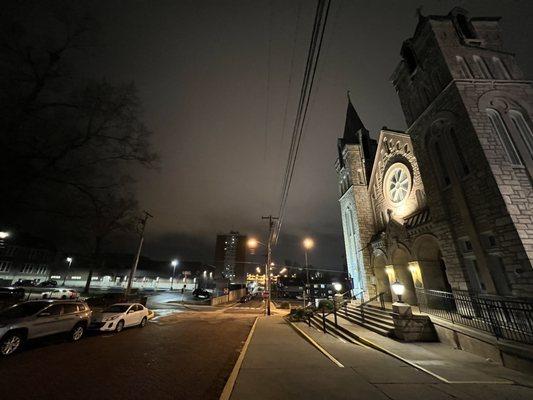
[
  {"x1": 228, "y1": 315, "x2": 533, "y2": 400},
  {"x1": 327, "y1": 312, "x2": 533, "y2": 386}
]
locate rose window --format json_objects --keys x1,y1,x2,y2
[{"x1": 384, "y1": 163, "x2": 411, "y2": 205}]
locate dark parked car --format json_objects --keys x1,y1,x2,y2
[
  {"x1": 37, "y1": 280, "x2": 58, "y2": 288},
  {"x1": 0, "y1": 287, "x2": 25, "y2": 301},
  {"x1": 239, "y1": 294, "x2": 253, "y2": 303},
  {"x1": 13, "y1": 279, "x2": 36, "y2": 287},
  {"x1": 192, "y1": 289, "x2": 211, "y2": 299}
]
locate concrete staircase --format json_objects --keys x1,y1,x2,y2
[{"x1": 335, "y1": 303, "x2": 395, "y2": 337}]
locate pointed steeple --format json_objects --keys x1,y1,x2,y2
[
  {"x1": 337, "y1": 92, "x2": 377, "y2": 181},
  {"x1": 343, "y1": 91, "x2": 366, "y2": 144}
]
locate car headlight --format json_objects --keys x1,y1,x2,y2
[{"x1": 104, "y1": 315, "x2": 119, "y2": 322}]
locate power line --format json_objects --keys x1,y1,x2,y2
[{"x1": 274, "y1": 0, "x2": 332, "y2": 244}]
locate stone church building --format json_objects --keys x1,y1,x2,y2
[{"x1": 337, "y1": 7, "x2": 533, "y2": 304}]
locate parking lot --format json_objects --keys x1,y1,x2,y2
[{"x1": 0, "y1": 308, "x2": 256, "y2": 400}]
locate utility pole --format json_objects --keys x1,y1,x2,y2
[
  {"x1": 125, "y1": 210, "x2": 153, "y2": 297},
  {"x1": 262, "y1": 215, "x2": 278, "y2": 316}
]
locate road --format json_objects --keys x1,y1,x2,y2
[{"x1": 0, "y1": 307, "x2": 256, "y2": 400}]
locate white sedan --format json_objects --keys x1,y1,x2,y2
[
  {"x1": 41, "y1": 288, "x2": 79, "y2": 300},
  {"x1": 91, "y1": 303, "x2": 149, "y2": 332}
]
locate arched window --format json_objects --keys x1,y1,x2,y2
[
  {"x1": 486, "y1": 108, "x2": 521, "y2": 165},
  {"x1": 492, "y1": 57, "x2": 511, "y2": 80},
  {"x1": 473, "y1": 56, "x2": 492, "y2": 79},
  {"x1": 450, "y1": 128, "x2": 470, "y2": 176},
  {"x1": 457, "y1": 14, "x2": 477, "y2": 39},
  {"x1": 348, "y1": 209, "x2": 356, "y2": 237},
  {"x1": 434, "y1": 140, "x2": 451, "y2": 186},
  {"x1": 345, "y1": 210, "x2": 352, "y2": 235},
  {"x1": 509, "y1": 109, "x2": 533, "y2": 160},
  {"x1": 456, "y1": 56, "x2": 472, "y2": 79}
]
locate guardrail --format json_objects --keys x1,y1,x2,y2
[{"x1": 417, "y1": 288, "x2": 533, "y2": 344}]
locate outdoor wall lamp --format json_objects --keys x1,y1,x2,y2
[{"x1": 391, "y1": 280, "x2": 405, "y2": 303}]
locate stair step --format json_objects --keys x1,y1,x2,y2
[
  {"x1": 325, "y1": 313, "x2": 394, "y2": 338},
  {"x1": 345, "y1": 307, "x2": 394, "y2": 323},
  {"x1": 339, "y1": 309, "x2": 394, "y2": 330},
  {"x1": 337, "y1": 310, "x2": 395, "y2": 335},
  {"x1": 366, "y1": 303, "x2": 393, "y2": 312},
  {"x1": 346, "y1": 304, "x2": 393, "y2": 317}
]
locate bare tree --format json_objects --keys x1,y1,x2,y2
[{"x1": 0, "y1": 1, "x2": 159, "y2": 287}]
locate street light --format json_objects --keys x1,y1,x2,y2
[
  {"x1": 302, "y1": 237, "x2": 314, "y2": 306},
  {"x1": 62, "y1": 257, "x2": 73, "y2": 286},
  {"x1": 391, "y1": 280, "x2": 405, "y2": 303},
  {"x1": 0, "y1": 231, "x2": 10, "y2": 239},
  {"x1": 170, "y1": 259, "x2": 178, "y2": 290},
  {"x1": 247, "y1": 238, "x2": 258, "y2": 249}
]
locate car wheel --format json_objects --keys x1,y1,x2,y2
[
  {"x1": 61, "y1": 295, "x2": 67, "y2": 300},
  {"x1": 42, "y1": 294, "x2": 48, "y2": 299},
  {"x1": 1, "y1": 332, "x2": 25, "y2": 356},
  {"x1": 70, "y1": 323, "x2": 85, "y2": 342},
  {"x1": 115, "y1": 320, "x2": 125, "y2": 333},
  {"x1": 139, "y1": 317, "x2": 147, "y2": 328}
]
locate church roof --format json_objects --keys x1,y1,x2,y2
[
  {"x1": 337, "y1": 95, "x2": 377, "y2": 172},
  {"x1": 342, "y1": 96, "x2": 366, "y2": 144}
]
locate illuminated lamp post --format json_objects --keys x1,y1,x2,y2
[
  {"x1": 62, "y1": 257, "x2": 73, "y2": 286},
  {"x1": 170, "y1": 259, "x2": 178, "y2": 291},
  {"x1": 248, "y1": 238, "x2": 272, "y2": 315},
  {"x1": 391, "y1": 280, "x2": 405, "y2": 303},
  {"x1": 302, "y1": 238, "x2": 314, "y2": 306}
]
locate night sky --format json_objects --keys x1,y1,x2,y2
[{"x1": 83, "y1": 0, "x2": 533, "y2": 268}]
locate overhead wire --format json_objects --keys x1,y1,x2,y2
[
  {"x1": 274, "y1": 0, "x2": 332, "y2": 244},
  {"x1": 276, "y1": 0, "x2": 302, "y2": 199},
  {"x1": 275, "y1": 0, "x2": 324, "y2": 242}
]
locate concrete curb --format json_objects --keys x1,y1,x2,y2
[{"x1": 219, "y1": 316, "x2": 259, "y2": 400}]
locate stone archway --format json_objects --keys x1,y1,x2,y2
[
  {"x1": 392, "y1": 246, "x2": 418, "y2": 305},
  {"x1": 373, "y1": 252, "x2": 392, "y2": 302},
  {"x1": 413, "y1": 235, "x2": 452, "y2": 292}
]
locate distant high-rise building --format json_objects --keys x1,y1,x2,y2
[{"x1": 214, "y1": 231, "x2": 247, "y2": 283}]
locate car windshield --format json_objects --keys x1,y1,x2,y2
[
  {"x1": 103, "y1": 305, "x2": 130, "y2": 313},
  {"x1": 0, "y1": 302, "x2": 49, "y2": 319}
]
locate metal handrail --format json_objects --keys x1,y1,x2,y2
[
  {"x1": 317, "y1": 298, "x2": 351, "y2": 333},
  {"x1": 360, "y1": 292, "x2": 386, "y2": 323},
  {"x1": 352, "y1": 290, "x2": 365, "y2": 302}
]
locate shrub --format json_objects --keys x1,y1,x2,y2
[
  {"x1": 289, "y1": 306, "x2": 315, "y2": 321},
  {"x1": 316, "y1": 299, "x2": 334, "y2": 312}
]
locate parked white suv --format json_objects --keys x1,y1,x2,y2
[{"x1": 0, "y1": 300, "x2": 92, "y2": 356}]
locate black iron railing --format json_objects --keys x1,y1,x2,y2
[
  {"x1": 360, "y1": 292, "x2": 385, "y2": 323},
  {"x1": 417, "y1": 288, "x2": 533, "y2": 344}
]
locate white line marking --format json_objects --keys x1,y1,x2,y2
[
  {"x1": 219, "y1": 316, "x2": 259, "y2": 400},
  {"x1": 287, "y1": 320, "x2": 344, "y2": 368}
]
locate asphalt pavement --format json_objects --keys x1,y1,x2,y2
[{"x1": 0, "y1": 308, "x2": 256, "y2": 400}]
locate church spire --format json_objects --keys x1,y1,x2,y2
[{"x1": 343, "y1": 91, "x2": 366, "y2": 143}]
